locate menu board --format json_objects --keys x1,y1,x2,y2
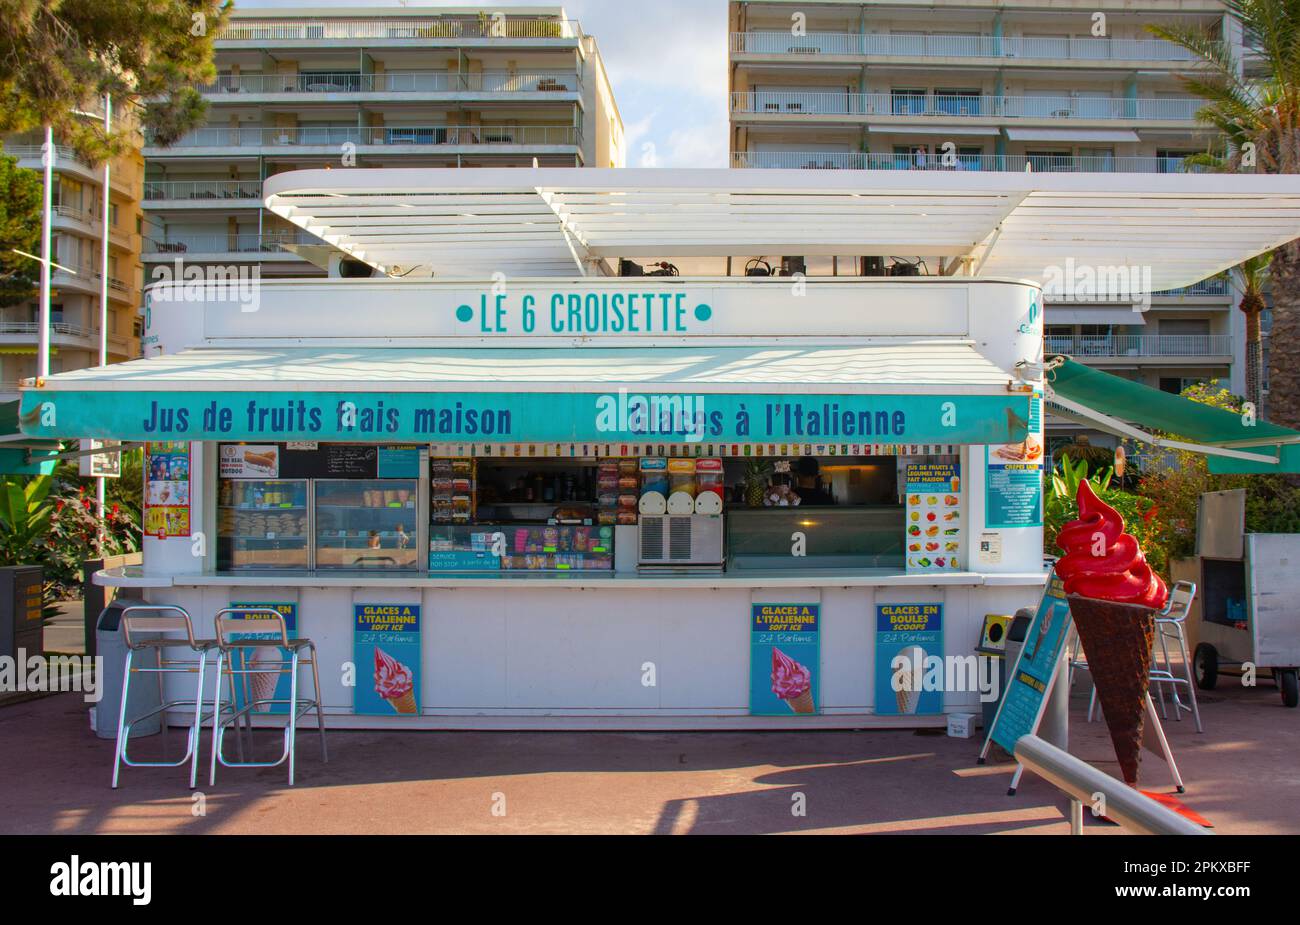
[
  {"x1": 144, "y1": 441, "x2": 191, "y2": 538},
  {"x1": 986, "y1": 570, "x2": 1073, "y2": 756},
  {"x1": 353, "y1": 603, "x2": 422, "y2": 716},
  {"x1": 904, "y1": 462, "x2": 962, "y2": 573},
  {"x1": 280, "y1": 443, "x2": 379, "y2": 479},
  {"x1": 749, "y1": 602, "x2": 820, "y2": 716},
  {"x1": 985, "y1": 393, "x2": 1044, "y2": 528},
  {"x1": 874, "y1": 602, "x2": 944, "y2": 715}
]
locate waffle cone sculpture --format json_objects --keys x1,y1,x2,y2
[{"x1": 1056, "y1": 481, "x2": 1168, "y2": 785}]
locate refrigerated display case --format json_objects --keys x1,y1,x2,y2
[
  {"x1": 216, "y1": 479, "x2": 310, "y2": 570},
  {"x1": 314, "y1": 479, "x2": 421, "y2": 569},
  {"x1": 500, "y1": 523, "x2": 614, "y2": 571}
]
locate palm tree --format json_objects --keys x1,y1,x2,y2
[
  {"x1": 1149, "y1": 1, "x2": 1300, "y2": 426},
  {"x1": 1232, "y1": 253, "x2": 1271, "y2": 410}
]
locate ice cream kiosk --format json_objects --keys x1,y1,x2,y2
[{"x1": 19, "y1": 168, "x2": 1300, "y2": 731}]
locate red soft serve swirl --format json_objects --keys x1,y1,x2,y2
[
  {"x1": 1056, "y1": 480, "x2": 1168, "y2": 609},
  {"x1": 374, "y1": 646, "x2": 414, "y2": 699},
  {"x1": 770, "y1": 647, "x2": 811, "y2": 699}
]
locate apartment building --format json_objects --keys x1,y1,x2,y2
[
  {"x1": 0, "y1": 111, "x2": 145, "y2": 398},
  {"x1": 728, "y1": 0, "x2": 1247, "y2": 452},
  {"x1": 143, "y1": 6, "x2": 625, "y2": 280}
]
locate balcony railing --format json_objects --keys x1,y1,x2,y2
[
  {"x1": 1152, "y1": 279, "x2": 1230, "y2": 297},
  {"x1": 4, "y1": 144, "x2": 92, "y2": 169},
  {"x1": 731, "y1": 31, "x2": 1203, "y2": 62},
  {"x1": 732, "y1": 151, "x2": 1206, "y2": 172},
  {"x1": 149, "y1": 124, "x2": 582, "y2": 149},
  {"x1": 1044, "y1": 334, "x2": 1232, "y2": 357},
  {"x1": 144, "y1": 232, "x2": 305, "y2": 255},
  {"x1": 730, "y1": 91, "x2": 1201, "y2": 121},
  {"x1": 220, "y1": 17, "x2": 580, "y2": 42},
  {"x1": 144, "y1": 179, "x2": 263, "y2": 201},
  {"x1": 201, "y1": 70, "x2": 580, "y2": 95},
  {"x1": 0, "y1": 320, "x2": 92, "y2": 338},
  {"x1": 52, "y1": 203, "x2": 100, "y2": 224}
]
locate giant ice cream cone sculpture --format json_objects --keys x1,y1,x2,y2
[
  {"x1": 374, "y1": 647, "x2": 417, "y2": 715},
  {"x1": 894, "y1": 645, "x2": 926, "y2": 714},
  {"x1": 246, "y1": 646, "x2": 280, "y2": 713},
  {"x1": 771, "y1": 647, "x2": 815, "y2": 714},
  {"x1": 1056, "y1": 480, "x2": 1168, "y2": 785}
]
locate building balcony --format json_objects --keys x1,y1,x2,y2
[
  {"x1": 146, "y1": 124, "x2": 582, "y2": 156},
  {"x1": 219, "y1": 16, "x2": 580, "y2": 45},
  {"x1": 49, "y1": 264, "x2": 135, "y2": 303},
  {"x1": 1045, "y1": 334, "x2": 1232, "y2": 360},
  {"x1": 0, "y1": 321, "x2": 133, "y2": 356},
  {"x1": 200, "y1": 70, "x2": 582, "y2": 100},
  {"x1": 730, "y1": 92, "x2": 1202, "y2": 123},
  {"x1": 731, "y1": 151, "x2": 1206, "y2": 172},
  {"x1": 7, "y1": 144, "x2": 102, "y2": 185},
  {"x1": 730, "y1": 31, "x2": 1204, "y2": 65},
  {"x1": 143, "y1": 179, "x2": 263, "y2": 207},
  {"x1": 142, "y1": 232, "x2": 309, "y2": 261}
]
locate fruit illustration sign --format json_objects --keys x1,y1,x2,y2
[
  {"x1": 228, "y1": 601, "x2": 297, "y2": 715},
  {"x1": 353, "y1": 604, "x2": 422, "y2": 716},
  {"x1": 749, "y1": 603, "x2": 820, "y2": 715},
  {"x1": 904, "y1": 462, "x2": 961, "y2": 573},
  {"x1": 875, "y1": 603, "x2": 944, "y2": 715}
]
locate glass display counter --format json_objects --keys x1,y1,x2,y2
[
  {"x1": 216, "y1": 479, "x2": 310, "y2": 570},
  {"x1": 314, "y1": 479, "x2": 421, "y2": 569},
  {"x1": 429, "y1": 523, "x2": 614, "y2": 571},
  {"x1": 726, "y1": 507, "x2": 905, "y2": 570}
]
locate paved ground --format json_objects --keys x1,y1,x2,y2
[{"x1": 1, "y1": 674, "x2": 1297, "y2": 834}]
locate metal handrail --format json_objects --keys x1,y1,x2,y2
[
  {"x1": 1013, "y1": 735, "x2": 1210, "y2": 835},
  {"x1": 731, "y1": 151, "x2": 1207, "y2": 174},
  {"x1": 1043, "y1": 334, "x2": 1232, "y2": 357},
  {"x1": 150, "y1": 124, "x2": 582, "y2": 149},
  {"x1": 202, "y1": 70, "x2": 580, "y2": 94},
  {"x1": 730, "y1": 91, "x2": 1201, "y2": 121},
  {"x1": 730, "y1": 31, "x2": 1206, "y2": 62},
  {"x1": 220, "y1": 17, "x2": 580, "y2": 42}
]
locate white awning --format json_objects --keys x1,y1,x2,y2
[
  {"x1": 1003, "y1": 128, "x2": 1141, "y2": 143},
  {"x1": 1044, "y1": 307, "x2": 1147, "y2": 325},
  {"x1": 262, "y1": 167, "x2": 1300, "y2": 290},
  {"x1": 34, "y1": 341, "x2": 1015, "y2": 394},
  {"x1": 866, "y1": 125, "x2": 1001, "y2": 136}
]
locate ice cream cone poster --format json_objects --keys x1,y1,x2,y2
[
  {"x1": 985, "y1": 393, "x2": 1043, "y2": 528},
  {"x1": 353, "y1": 603, "x2": 421, "y2": 716},
  {"x1": 144, "y1": 441, "x2": 191, "y2": 538},
  {"x1": 749, "y1": 603, "x2": 819, "y2": 715},
  {"x1": 227, "y1": 601, "x2": 298, "y2": 715},
  {"x1": 986, "y1": 572, "x2": 1073, "y2": 756},
  {"x1": 904, "y1": 462, "x2": 962, "y2": 574},
  {"x1": 874, "y1": 603, "x2": 943, "y2": 715}
]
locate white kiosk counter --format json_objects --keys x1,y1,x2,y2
[{"x1": 32, "y1": 273, "x2": 1048, "y2": 728}]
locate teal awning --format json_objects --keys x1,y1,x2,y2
[
  {"x1": 1046, "y1": 357, "x2": 1300, "y2": 472},
  {"x1": 18, "y1": 344, "x2": 1032, "y2": 446},
  {"x1": 0, "y1": 400, "x2": 61, "y2": 475}
]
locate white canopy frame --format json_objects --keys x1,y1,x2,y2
[{"x1": 263, "y1": 168, "x2": 1300, "y2": 287}]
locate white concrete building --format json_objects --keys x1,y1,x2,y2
[{"x1": 143, "y1": 6, "x2": 625, "y2": 281}]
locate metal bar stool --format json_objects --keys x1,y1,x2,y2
[
  {"x1": 209, "y1": 607, "x2": 327, "y2": 786},
  {"x1": 1149, "y1": 580, "x2": 1203, "y2": 733},
  {"x1": 112, "y1": 604, "x2": 232, "y2": 789}
]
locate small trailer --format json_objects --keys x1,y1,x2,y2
[{"x1": 1181, "y1": 489, "x2": 1300, "y2": 707}]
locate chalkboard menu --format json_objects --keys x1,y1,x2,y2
[{"x1": 279, "y1": 444, "x2": 380, "y2": 479}]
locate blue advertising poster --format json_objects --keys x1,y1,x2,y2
[
  {"x1": 750, "y1": 603, "x2": 820, "y2": 716},
  {"x1": 988, "y1": 570, "x2": 1072, "y2": 754},
  {"x1": 353, "y1": 603, "x2": 422, "y2": 716},
  {"x1": 984, "y1": 393, "x2": 1044, "y2": 528},
  {"x1": 228, "y1": 601, "x2": 297, "y2": 715},
  {"x1": 875, "y1": 603, "x2": 944, "y2": 715}
]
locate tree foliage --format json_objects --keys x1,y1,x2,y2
[
  {"x1": 0, "y1": 146, "x2": 41, "y2": 306},
  {"x1": 0, "y1": 0, "x2": 232, "y2": 161}
]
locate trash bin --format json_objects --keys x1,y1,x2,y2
[
  {"x1": 92, "y1": 598, "x2": 160, "y2": 740},
  {"x1": 984, "y1": 608, "x2": 1034, "y2": 731},
  {"x1": 0, "y1": 565, "x2": 43, "y2": 662}
]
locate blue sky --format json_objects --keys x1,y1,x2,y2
[{"x1": 235, "y1": 0, "x2": 731, "y2": 167}]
